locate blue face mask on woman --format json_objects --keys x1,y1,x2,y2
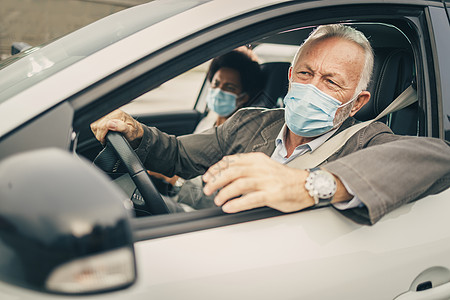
[
  {"x1": 206, "y1": 88, "x2": 237, "y2": 117},
  {"x1": 283, "y1": 82, "x2": 358, "y2": 137}
]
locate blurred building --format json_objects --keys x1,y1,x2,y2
[{"x1": 0, "y1": 0, "x2": 149, "y2": 60}]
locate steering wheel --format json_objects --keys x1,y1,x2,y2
[{"x1": 105, "y1": 131, "x2": 170, "y2": 215}]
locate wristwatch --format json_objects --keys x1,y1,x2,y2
[
  {"x1": 304, "y1": 167, "x2": 337, "y2": 207},
  {"x1": 169, "y1": 178, "x2": 185, "y2": 196}
]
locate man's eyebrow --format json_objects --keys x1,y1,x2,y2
[
  {"x1": 325, "y1": 71, "x2": 345, "y2": 81},
  {"x1": 296, "y1": 63, "x2": 314, "y2": 72},
  {"x1": 318, "y1": 69, "x2": 347, "y2": 85},
  {"x1": 302, "y1": 63, "x2": 342, "y2": 78}
]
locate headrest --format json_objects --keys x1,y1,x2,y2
[
  {"x1": 354, "y1": 48, "x2": 414, "y2": 121},
  {"x1": 248, "y1": 62, "x2": 290, "y2": 108}
]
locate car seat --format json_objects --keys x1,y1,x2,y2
[
  {"x1": 354, "y1": 47, "x2": 417, "y2": 135},
  {"x1": 247, "y1": 61, "x2": 290, "y2": 108}
]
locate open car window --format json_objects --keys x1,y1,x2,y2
[
  {"x1": 120, "y1": 42, "x2": 299, "y2": 116},
  {"x1": 84, "y1": 20, "x2": 418, "y2": 227},
  {"x1": 122, "y1": 62, "x2": 210, "y2": 115},
  {"x1": 70, "y1": 2, "x2": 440, "y2": 240}
]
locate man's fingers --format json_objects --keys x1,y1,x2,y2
[
  {"x1": 203, "y1": 155, "x2": 239, "y2": 179},
  {"x1": 90, "y1": 109, "x2": 143, "y2": 145},
  {"x1": 94, "y1": 119, "x2": 128, "y2": 144},
  {"x1": 91, "y1": 122, "x2": 109, "y2": 145},
  {"x1": 203, "y1": 153, "x2": 265, "y2": 184},
  {"x1": 221, "y1": 192, "x2": 267, "y2": 213},
  {"x1": 107, "y1": 119, "x2": 129, "y2": 133},
  {"x1": 202, "y1": 152, "x2": 309, "y2": 214},
  {"x1": 213, "y1": 177, "x2": 259, "y2": 206},
  {"x1": 203, "y1": 166, "x2": 247, "y2": 196},
  {"x1": 203, "y1": 153, "x2": 273, "y2": 197}
]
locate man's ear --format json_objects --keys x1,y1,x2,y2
[{"x1": 349, "y1": 91, "x2": 370, "y2": 117}]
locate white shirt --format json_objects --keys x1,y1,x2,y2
[
  {"x1": 270, "y1": 124, "x2": 363, "y2": 210},
  {"x1": 194, "y1": 111, "x2": 219, "y2": 133}
]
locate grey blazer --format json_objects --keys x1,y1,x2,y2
[{"x1": 136, "y1": 108, "x2": 450, "y2": 224}]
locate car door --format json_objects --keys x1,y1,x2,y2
[
  {"x1": 70, "y1": 1, "x2": 450, "y2": 299},
  {"x1": 70, "y1": 2, "x2": 450, "y2": 300}
]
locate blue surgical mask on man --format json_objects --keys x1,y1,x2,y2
[
  {"x1": 283, "y1": 82, "x2": 359, "y2": 137},
  {"x1": 206, "y1": 88, "x2": 237, "y2": 117}
]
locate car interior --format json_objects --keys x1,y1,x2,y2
[
  {"x1": 174, "y1": 22, "x2": 417, "y2": 137},
  {"x1": 76, "y1": 21, "x2": 418, "y2": 218}
]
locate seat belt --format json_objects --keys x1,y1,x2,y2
[{"x1": 286, "y1": 85, "x2": 418, "y2": 170}]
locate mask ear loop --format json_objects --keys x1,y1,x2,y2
[
  {"x1": 236, "y1": 92, "x2": 251, "y2": 106},
  {"x1": 337, "y1": 91, "x2": 361, "y2": 108},
  {"x1": 236, "y1": 92, "x2": 246, "y2": 99},
  {"x1": 333, "y1": 91, "x2": 361, "y2": 128},
  {"x1": 235, "y1": 91, "x2": 249, "y2": 108}
]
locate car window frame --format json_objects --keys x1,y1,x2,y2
[
  {"x1": 425, "y1": 5, "x2": 450, "y2": 141},
  {"x1": 68, "y1": 2, "x2": 442, "y2": 240}
]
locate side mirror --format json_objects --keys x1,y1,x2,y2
[
  {"x1": 0, "y1": 149, "x2": 136, "y2": 294},
  {"x1": 11, "y1": 42, "x2": 32, "y2": 55}
]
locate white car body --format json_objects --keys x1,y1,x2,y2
[{"x1": 0, "y1": 0, "x2": 449, "y2": 299}]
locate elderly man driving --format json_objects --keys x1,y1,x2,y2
[{"x1": 91, "y1": 24, "x2": 450, "y2": 225}]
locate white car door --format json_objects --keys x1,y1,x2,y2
[{"x1": 131, "y1": 189, "x2": 450, "y2": 300}]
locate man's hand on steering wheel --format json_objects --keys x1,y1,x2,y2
[
  {"x1": 91, "y1": 109, "x2": 173, "y2": 216},
  {"x1": 91, "y1": 109, "x2": 144, "y2": 146}
]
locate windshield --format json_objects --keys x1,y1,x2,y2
[{"x1": 0, "y1": 0, "x2": 210, "y2": 105}]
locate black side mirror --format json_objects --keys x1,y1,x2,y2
[
  {"x1": 0, "y1": 149, "x2": 136, "y2": 294},
  {"x1": 11, "y1": 42, "x2": 32, "y2": 55}
]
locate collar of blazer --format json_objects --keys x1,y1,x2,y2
[{"x1": 250, "y1": 111, "x2": 357, "y2": 157}]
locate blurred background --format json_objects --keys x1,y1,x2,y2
[
  {"x1": 0, "y1": 0, "x2": 149, "y2": 60},
  {"x1": 0, "y1": 0, "x2": 297, "y2": 113}
]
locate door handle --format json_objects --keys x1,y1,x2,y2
[
  {"x1": 394, "y1": 266, "x2": 450, "y2": 300},
  {"x1": 394, "y1": 281, "x2": 450, "y2": 300}
]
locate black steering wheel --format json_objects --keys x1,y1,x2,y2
[{"x1": 105, "y1": 131, "x2": 170, "y2": 215}]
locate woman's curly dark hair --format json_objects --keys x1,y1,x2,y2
[{"x1": 206, "y1": 50, "x2": 264, "y2": 102}]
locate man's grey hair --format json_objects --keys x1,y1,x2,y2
[{"x1": 291, "y1": 24, "x2": 374, "y2": 95}]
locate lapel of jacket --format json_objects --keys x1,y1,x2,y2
[
  {"x1": 251, "y1": 117, "x2": 284, "y2": 156},
  {"x1": 333, "y1": 117, "x2": 357, "y2": 136}
]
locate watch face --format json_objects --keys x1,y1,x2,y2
[
  {"x1": 306, "y1": 170, "x2": 337, "y2": 200},
  {"x1": 314, "y1": 171, "x2": 336, "y2": 198}
]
